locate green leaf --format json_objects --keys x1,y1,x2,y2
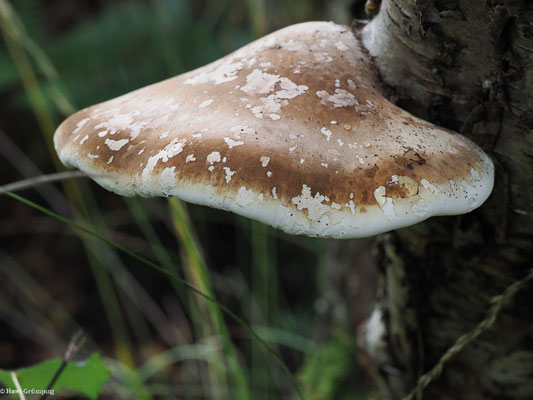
[{"x1": 0, "y1": 353, "x2": 111, "y2": 399}]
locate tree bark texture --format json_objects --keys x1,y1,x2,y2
[{"x1": 358, "y1": 0, "x2": 533, "y2": 399}]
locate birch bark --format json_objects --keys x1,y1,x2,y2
[{"x1": 358, "y1": 1, "x2": 533, "y2": 398}]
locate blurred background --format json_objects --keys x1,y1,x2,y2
[{"x1": 0, "y1": 1, "x2": 378, "y2": 398}]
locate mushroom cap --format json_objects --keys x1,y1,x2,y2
[{"x1": 54, "y1": 21, "x2": 494, "y2": 239}]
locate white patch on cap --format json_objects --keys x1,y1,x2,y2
[
  {"x1": 87, "y1": 153, "x2": 98, "y2": 159},
  {"x1": 105, "y1": 138, "x2": 129, "y2": 151},
  {"x1": 73, "y1": 118, "x2": 90, "y2": 134},
  {"x1": 280, "y1": 39, "x2": 303, "y2": 51},
  {"x1": 241, "y1": 69, "x2": 280, "y2": 95},
  {"x1": 260, "y1": 156, "x2": 270, "y2": 167},
  {"x1": 165, "y1": 99, "x2": 180, "y2": 110},
  {"x1": 199, "y1": 99, "x2": 214, "y2": 108},
  {"x1": 267, "y1": 171, "x2": 272, "y2": 177},
  {"x1": 224, "y1": 137, "x2": 244, "y2": 148},
  {"x1": 374, "y1": 186, "x2": 397, "y2": 220},
  {"x1": 236, "y1": 186, "x2": 255, "y2": 207},
  {"x1": 206, "y1": 151, "x2": 221, "y2": 164},
  {"x1": 223, "y1": 167, "x2": 236, "y2": 183},
  {"x1": 335, "y1": 41, "x2": 348, "y2": 51},
  {"x1": 292, "y1": 184, "x2": 330, "y2": 221},
  {"x1": 289, "y1": 146, "x2": 297, "y2": 153},
  {"x1": 321, "y1": 127, "x2": 332, "y2": 141},
  {"x1": 107, "y1": 156, "x2": 114, "y2": 164},
  {"x1": 272, "y1": 187, "x2": 278, "y2": 199},
  {"x1": 421, "y1": 179, "x2": 440, "y2": 195},
  {"x1": 241, "y1": 70, "x2": 308, "y2": 119},
  {"x1": 316, "y1": 89, "x2": 357, "y2": 107},
  {"x1": 374, "y1": 186, "x2": 387, "y2": 207},
  {"x1": 331, "y1": 202, "x2": 341, "y2": 210},
  {"x1": 94, "y1": 110, "x2": 147, "y2": 140},
  {"x1": 276, "y1": 77, "x2": 308, "y2": 99},
  {"x1": 142, "y1": 138, "x2": 186, "y2": 181},
  {"x1": 159, "y1": 166, "x2": 176, "y2": 188},
  {"x1": 345, "y1": 200, "x2": 355, "y2": 215},
  {"x1": 314, "y1": 52, "x2": 333, "y2": 63},
  {"x1": 185, "y1": 60, "x2": 244, "y2": 85},
  {"x1": 80, "y1": 135, "x2": 89, "y2": 144},
  {"x1": 185, "y1": 154, "x2": 196, "y2": 163}
]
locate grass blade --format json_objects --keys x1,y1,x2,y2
[
  {"x1": 5, "y1": 191, "x2": 305, "y2": 399},
  {"x1": 0, "y1": 171, "x2": 91, "y2": 194},
  {"x1": 0, "y1": 1, "x2": 136, "y2": 366},
  {"x1": 168, "y1": 197, "x2": 249, "y2": 399}
]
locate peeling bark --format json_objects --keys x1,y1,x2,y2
[{"x1": 358, "y1": 0, "x2": 533, "y2": 398}]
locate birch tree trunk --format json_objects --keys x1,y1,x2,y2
[{"x1": 357, "y1": 1, "x2": 533, "y2": 398}]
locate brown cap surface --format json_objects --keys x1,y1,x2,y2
[{"x1": 54, "y1": 21, "x2": 494, "y2": 238}]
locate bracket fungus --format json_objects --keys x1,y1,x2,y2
[{"x1": 54, "y1": 21, "x2": 494, "y2": 238}]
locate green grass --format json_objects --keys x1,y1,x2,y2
[
  {"x1": 0, "y1": 0, "x2": 137, "y2": 370},
  {"x1": 4, "y1": 190, "x2": 305, "y2": 398}
]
